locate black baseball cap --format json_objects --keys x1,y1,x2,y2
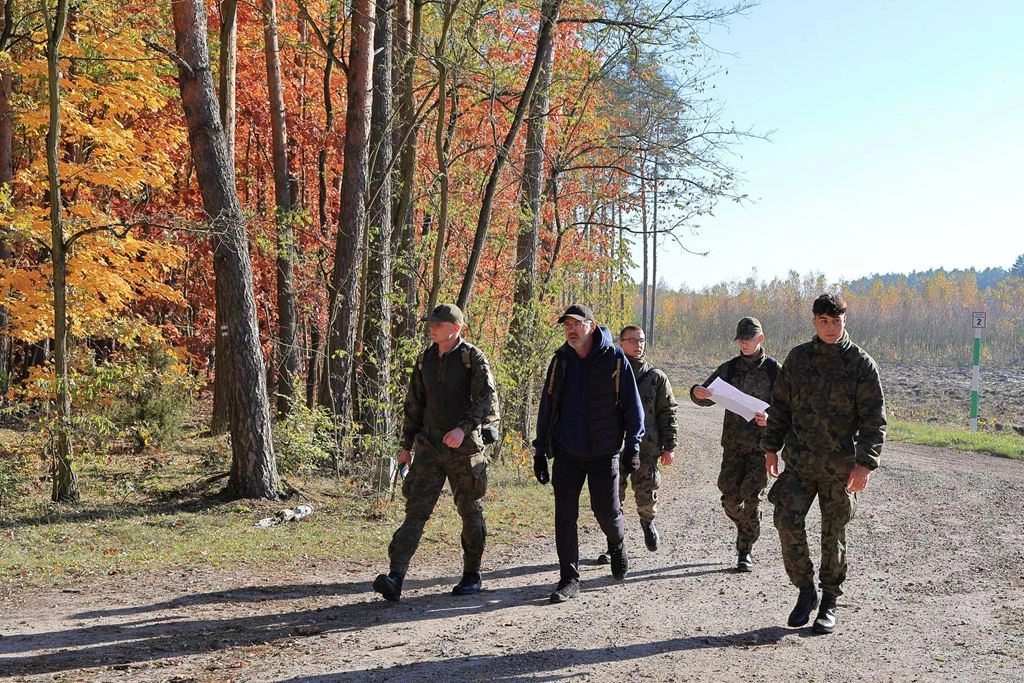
[
  {"x1": 557, "y1": 304, "x2": 594, "y2": 323},
  {"x1": 425, "y1": 303, "x2": 465, "y2": 326},
  {"x1": 733, "y1": 316, "x2": 763, "y2": 340}
]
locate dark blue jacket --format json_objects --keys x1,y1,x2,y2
[{"x1": 533, "y1": 326, "x2": 644, "y2": 459}]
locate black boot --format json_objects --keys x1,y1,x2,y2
[
  {"x1": 372, "y1": 571, "x2": 404, "y2": 602},
  {"x1": 641, "y1": 520, "x2": 660, "y2": 551},
  {"x1": 787, "y1": 585, "x2": 819, "y2": 627},
  {"x1": 610, "y1": 541, "x2": 628, "y2": 580},
  {"x1": 736, "y1": 553, "x2": 753, "y2": 572},
  {"x1": 452, "y1": 571, "x2": 483, "y2": 596},
  {"x1": 812, "y1": 594, "x2": 838, "y2": 634}
]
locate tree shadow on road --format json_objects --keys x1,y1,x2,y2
[
  {"x1": 0, "y1": 561, "x2": 740, "y2": 677},
  {"x1": 272, "y1": 626, "x2": 797, "y2": 683},
  {"x1": 0, "y1": 567, "x2": 558, "y2": 677}
]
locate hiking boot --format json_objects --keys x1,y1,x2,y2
[
  {"x1": 787, "y1": 585, "x2": 819, "y2": 627},
  {"x1": 610, "y1": 542, "x2": 628, "y2": 580},
  {"x1": 812, "y1": 595, "x2": 838, "y2": 634},
  {"x1": 596, "y1": 552, "x2": 611, "y2": 565},
  {"x1": 549, "y1": 577, "x2": 580, "y2": 603},
  {"x1": 372, "y1": 571, "x2": 404, "y2": 602},
  {"x1": 452, "y1": 571, "x2": 482, "y2": 596},
  {"x1": 737, "y1": 553, "x2": 754, "y2": 572},
  {"x1": 641, "y1": 520, "x2": 660, "y2": 552}
]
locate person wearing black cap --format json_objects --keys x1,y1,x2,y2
[
  {"x1": 690, "y1": 316, "x2": 781, "y2": 573},
  {"x1": 373, "y1": 303, "x2": 499, "y2": 603},
  {"x1": 533, "y1": 303, "x2": 645, "y2": 604}
]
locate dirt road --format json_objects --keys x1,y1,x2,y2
[{"x1": 3, "y1": 400, "x2": 1024, "y2": 682}]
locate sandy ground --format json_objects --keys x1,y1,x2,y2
[{"x1": 3, "y1": 389, "x2": 1024, "y2": 682}]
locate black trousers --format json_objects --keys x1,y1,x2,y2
[{"x1": 551, "y1": 450, "x2": 624, "y2": 581}]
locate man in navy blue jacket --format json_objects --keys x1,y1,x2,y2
[{"x1": 533, "y1": 304, "x2": 645, "y2": 604}]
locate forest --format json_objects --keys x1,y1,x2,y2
[
  {"x1": 643, "y1": 265, "x2": 1024, "y2": 367},
  {"x1": 0, "y1": 2, "x2": 1020, "y2": 506}
]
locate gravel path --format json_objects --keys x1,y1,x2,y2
[{"x1": 3, "y1": 397, "x2": 1024, "y2": 682}]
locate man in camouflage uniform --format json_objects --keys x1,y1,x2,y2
[
  {"x1": 763, "y1": 293, "x2": 886, "y2": 634},
  {"x1": 373, "y1": 303, "x2": 499, "y2": 602},
  {"x1": 690, "y1": 317, "x2": 780, "y2": 572},
  {"x1": 597, "y1": 325, "x2": 677, "y2": 560}
]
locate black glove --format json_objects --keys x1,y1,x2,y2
[
  {"x1": 533, "y1": 453, "x2": 550, "y2": 485},
  {"x1": 621, "y1": 451, "x2": 641, "y2": 475},
  {"x1": 481, "y1": 424, "x2": 499, "y2": 445}
]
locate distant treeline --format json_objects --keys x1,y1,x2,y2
[
  {"x1": 647, "y1": 268, "x2": 1024, "y2": 367},
  {"x1": 846, "y1": 266, "x2": 1016, "y2": 294}
]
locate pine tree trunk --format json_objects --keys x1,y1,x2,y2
[
  {"x1": 320, "y1": 0, "x2": 375, "y2": 447},
  {"x1": 391, "y1": 0, "x2": 423, "y2": 339},
  {"x1": 172, "y1": 0, "x2": 279, "y2": 499},
  {"x1": 211, "y1": 0, "x2": 238, "y2": 435},
  {"x1": 359, "y1": 0, "x2": 393, "y2": 447},
  {"x1": 263, "y1": 0, "x2": 298, "y2": 415}
]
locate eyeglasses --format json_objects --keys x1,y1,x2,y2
[
  {"x1": 621, "y1": 337, "x2": 646, "y2": 344},
  {"x1": 562, "y1": 320, "x2": 588, "y2": 331}
]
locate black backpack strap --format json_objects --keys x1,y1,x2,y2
[{"x1": 723, "y1": 356, "x2": 741, "y2": 385}]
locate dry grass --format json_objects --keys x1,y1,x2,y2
[{"x1": 0, "y1": 428, "x2": 555, "y2": 589}]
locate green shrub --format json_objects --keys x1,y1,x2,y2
[{"x1": 272, "y1": 403, "x2": 337, "y2": 475}]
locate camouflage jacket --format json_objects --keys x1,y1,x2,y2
[
  {"x1": 627, "y1": 356, "x2": 679, "y2": 456},
  {"x1": 690, "y1": 348, "x2": 780, "y2": 452},
  {"x1": 761, "y1": 332, "x2": 886, "y2": 471},
  {"x1": 401, "y1": 339, "x2": 499, "y2": 455}
]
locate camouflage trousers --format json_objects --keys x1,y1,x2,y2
[
  {"x1": 388, "y1": 433, "x2": 488, "y2": 575},
  {"x1": 619, "y1": 453, "x2": 661, "y2": 523},
  {"x1": 718, "y1": 449, "x2": 768, "y2": 554},
  {"x1": 768, "y1": 463, "x2": 857, "y2": 598}
]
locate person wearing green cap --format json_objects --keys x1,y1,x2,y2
[
  {"x1": 373, "y1": 303, "x2": 499, "y2": 603},
  {"x1": 690, "y1": 316, "x2": 780, "y2": 573}
]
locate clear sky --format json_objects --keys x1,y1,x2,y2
[{"x1": 638, "y1": 0, "x2": 1024, "y2": 291}]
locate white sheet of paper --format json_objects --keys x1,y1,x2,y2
[{"x1": 707, "y1": 377, "x2": 770, "y2": 422}]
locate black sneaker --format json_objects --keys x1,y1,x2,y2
[
  {"x1": 452, "y1": 572, "x2": 482, "y2": 596},
  {"x1": 610, "y1": 542, "x2": 628, "y2": 580},
  {"x1": 596, "y1": 552, "x2": 611, "y2": 565},
  {"x1": 549, "y1": 578, "x2": 580, "y2": 603},
  {"x1": 641, "y1": 521, "x2": 659, "y2": 551},
  {"x1": 372, "y1": 571, "x2": 404, "y2": 602}
]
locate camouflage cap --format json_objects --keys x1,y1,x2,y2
[
  {"x1": 557, "y1": 303, "x2": 594, "y2": 323},
  {"x1": 733, "y1": 316, "x2": 763, "y2": 340},
  {"x1": 426, "y1": 303, "x2": 465, "y2": 326}
]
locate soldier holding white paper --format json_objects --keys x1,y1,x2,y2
[{"x1": 690, "y1": 317, "x2": 781, "y2": 572}]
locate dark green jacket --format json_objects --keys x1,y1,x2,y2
[
  {"x1": 690, "y1": 348, "x2": 779, "y2": 452},
  {"x1": 761, "y1": 332, "x2": 886, "y2": 471},
  {"x1": 628, "y1": 356, "x2": 679, "y2": 456},
  {"x1": 402, "y1": 339, "x2": 499, "y2": 455}
]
